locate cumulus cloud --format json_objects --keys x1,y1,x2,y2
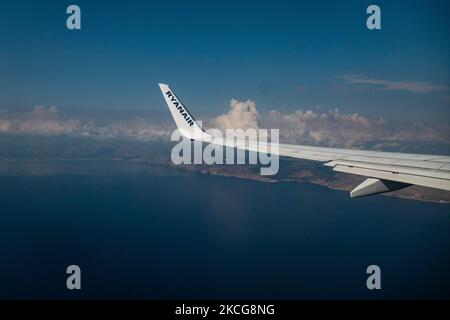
[
  {"x1": 213, "y1": 99, "x2": 259, "y2": 131},
  {"x1": 266, "y1": 108, "x2": 379, "y2": 148},
  {"x1": 211, "y1": 99, "x2": 449, "y2": 150},
  {"x1": 339, "y1": 74, "x2": 450, "y2": 93},
  {"x1": 268, "y1": 107, "x2": 449, "y2": 149}
]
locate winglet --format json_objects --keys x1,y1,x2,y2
[{"x1": 159, "y1": 83, "x2": 210, "y2": 141}]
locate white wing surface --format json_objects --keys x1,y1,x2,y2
[{"x1": 159, "y1": 83, "x2": 450, "y2": 197}]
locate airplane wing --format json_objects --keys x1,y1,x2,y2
[{"x1": 159, "y1": 83, "x2": 450, "y2": 198}]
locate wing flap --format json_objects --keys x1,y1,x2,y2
[
  {"x1": 326, "y1": 160, "x2": 450, "y2": 180},
  {"x1": 333, "y1": 164, "x2": 450, "y2": 191}
]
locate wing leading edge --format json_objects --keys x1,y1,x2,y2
[{"x1": 159, "y1": 83, "x2": 450, "y2": 197}]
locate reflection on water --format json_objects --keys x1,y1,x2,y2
[{"x1": 0, "y1": 160, "x2": 449, "y2": 299}]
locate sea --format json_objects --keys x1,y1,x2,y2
[{"x1": 0, "y1": 160, "x2": 449, "y2": 299}]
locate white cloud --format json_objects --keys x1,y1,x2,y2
[
  {"x1": 94, "y1": 118, "x2": 171, "y2": 140},
  {"x1": 0, "y1": 119, "x2": 10, "y2": 132},
  {"x1": 212, "y1": 100, "x2": 448, "y2": 150},
  {"x1": 339, "y1": 74, "x2": 449, "y2": 93},
  {"x1": 266, "y1": 108, "x2": 376, "y2": 148},
  {"x1": 32, "y1": 105, "x2": 59, "y2": 116},
  {"x1": 213, "y1": 98, "x2": 259, "y2": 130},
  {"x1": 267, "y1": 107, "x2": 449, "y2": 148},
  {"x1": 0, "y1": 103, "x2": 448, "y2": 152},
  {"x1": 0, "y1": 106, "x2": 172, "y2": 140}
]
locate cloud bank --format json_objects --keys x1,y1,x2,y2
[
  {"x1": 266, "y1": 108, "x2": 448, "y2": 149},
  {"x1": 1, "y1": 102, "x2": 448, "y2": 153},
  {"x1": 210, "y1": 99, "x2": 448, "y2": 151},
  {"x1": 0, "y1": 106, "x2": 171, "y2": 140}
]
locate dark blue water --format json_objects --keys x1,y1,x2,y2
[{"x1": 0, "y1": 161, "x2": 449, "y2": 299}]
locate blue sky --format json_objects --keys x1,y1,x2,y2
[{"x1": 0, "y1": 0, "x2": 449, "y2": 123}]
